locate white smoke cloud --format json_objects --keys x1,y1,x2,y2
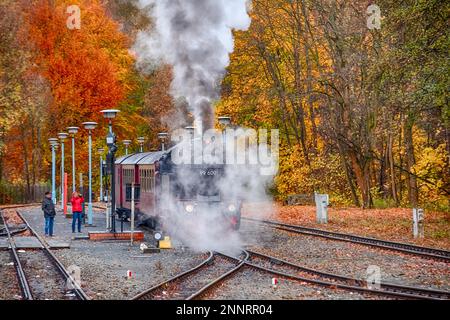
[
  {"x1": 133, "y1": 0, "x2": 275, "y2": 254},
  {"x1": 134, "y1": 0, "x2": 252, "y2": 131}
]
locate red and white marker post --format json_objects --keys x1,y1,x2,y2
[{"x1": 271, "y1": 278, "x2": 278, "y2": 288}]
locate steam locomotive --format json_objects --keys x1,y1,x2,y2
[{"x1": 114, "y1": 141, "x2": 242, "y2": 232}]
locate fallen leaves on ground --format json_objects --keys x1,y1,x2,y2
[{"x1": 243, "y1": 203, "x2": 450, "y2": 250}]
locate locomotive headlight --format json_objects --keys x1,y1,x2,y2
[
  {"x1": 227, "y1": 204, "x2": 237, "y2": 212},
  {"x1": 154, "y1": 232, "x2": 163, "y2": 241},
  {"x1": 185, "y1": 204, "x2": 194, "y2": 213}
]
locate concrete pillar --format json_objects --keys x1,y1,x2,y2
[
  {"x1": 413, "y1": 208, "x2": 424, "y2": 238},
  {"x1": 315, "y1": 192, "x2": 329, "y2": 224}
]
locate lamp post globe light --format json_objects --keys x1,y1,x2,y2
[
  {"x1": 157, "y1": 133, "x2": 169, "y2": 151},
  {"x1": 218, "y1": 116, "x2": 232, "y2": 127},
  {"x1": 82, "y1": 122, "x2": 98, "y2": 225},
  {"x1": 137, "y1": 137, "x2": 145, "y2": 153},
  {"x1": 98, "y1": 148, "x2": 105, "y2": 203},
  {"x1": 48, "y1": 138, "x2": 59, "y2": 204},
  {"x1": 122, "y1": 140, "x2": 132, "y2": 155},
  {"x1": 57, "y1": 132, "x2": 69, "y2": 208},
  {"x1": 100, "y1": 109, "x2": 120, "y2": 233},
  {"x1": 67, "y1": 126, "x2": 79, "y2": 193}
]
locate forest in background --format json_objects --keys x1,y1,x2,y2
[{"x1": 0, "y1": 0, "x2": 448, "y2": 210}]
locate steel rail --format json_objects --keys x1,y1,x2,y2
[
  {"x1": 0, "y1": 210, "x2": 33, "y2": 300},
  {"x1": 186, "y1": 250, "x2": 249, "y2": 300},
  {"x1": 15, "y1": 210, "x2": 89, "y2": 300},
  {"x1": 132, "y1": 251, "x2": 214, "y2": 300},
  {"x1": 246, "y1": 249, "x2": 450, "y2": 300},
  {"x1": 243, "y1": 217, "x2": 450, "y2": 261}
]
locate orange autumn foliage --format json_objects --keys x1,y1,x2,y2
[{"x1": 25, "y1": 0, "x2": 128, "y2": 127}]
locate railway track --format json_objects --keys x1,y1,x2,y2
[
  {"x1": 243, "y1": 217, "x2": 450, "y2": 261},
  {"x1": 245, "y1": 249, "x2": 450, "y2": 300},
  {"x1": 1, "y1": 212, "x2": 33, "y2": 300},
  {"x1": 0, "y1": 207, "x2": 89, "y2": 300},
  {"x1": 132, "y1": 251, "x2": 249, "y2": 300}
]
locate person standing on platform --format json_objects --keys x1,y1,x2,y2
[
  {"x1": 70, "y1": 191, "x2": 84, "y2": 233},
  {"x1": 42, "y1": 191, "x2": 56, "y2": 237}
]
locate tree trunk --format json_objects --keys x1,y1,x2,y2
[
  {"x1": 349, "y1": 151, "x2": 371, "y2": 208},
  {"x1": 336, "y1": 141, "x2": 360, "y2": 207},
  {"x1": 388, "y1": 134, "x2": 398, "y2": 205},
  {"x1": 403, "y1": 116, "x2": 418, "y2": 207}
]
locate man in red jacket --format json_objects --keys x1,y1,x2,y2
[{"x1": 70, "y1": 191, "x2": 84, "y2": 233}]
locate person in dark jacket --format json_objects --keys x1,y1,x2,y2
[
  {"x1": 70, "y1": 191, "x2": 84, "y2": 233},
  {"x1": 42, "y1": 191, "x2": 56, "y2": 237}
]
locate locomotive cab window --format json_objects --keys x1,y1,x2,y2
[
  {"x1": 125, "y1": 183, "x2": 140, "y2": 202},
  {"x1": 122, "y1": 168, "x2": 134, "y2": 185}
]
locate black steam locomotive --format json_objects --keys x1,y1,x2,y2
[{"x1": 114, "y1": 142, "x2": 242, "y2": 232}]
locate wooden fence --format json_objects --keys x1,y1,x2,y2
[{"x1": 0, "y1": 184, "x2": 49, "y2": 205}]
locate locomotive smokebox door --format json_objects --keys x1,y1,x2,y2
[{"x1": 126, "y1": 183, "x2": 140, "y2": 202}]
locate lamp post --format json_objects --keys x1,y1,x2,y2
[
  {"x1": 82, "y1": 122, "x2": 97, "y2": 225},
  {"x1": 137, "y1": 137, "x2": 145, "y2": 153},
  {"x1": 218, "y1": 116, "x2": 232, "y2": 164},
  {"x1": 98, "y1": 148, "x2": 105, "y2": 202},
  {"x1": 67, "y1": 126, "x2": 79, "y2": 193},
  {"x1": 100, "y1": 109, "x2": 120, "y2": 233},
  {"x1": 157, "y1": 133, "x2": 169, "y2": 151},
  {"x1": 185, "y1": 126, "x2": 195, "y2": 164},
  {"x1": 48, "y1": 138, "x2": 59, "y2": 204},
  {"x1": 122, "y1": 140, "x2": 132, "y2": 155},
  {"x1": 57, "y1": 132, "x2": 69, "y2": 208}
]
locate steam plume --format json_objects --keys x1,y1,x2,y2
[{"x1": 134, "y1": 0, "x2": 252, "y2": 132}]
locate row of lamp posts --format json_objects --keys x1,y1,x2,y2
[
  {"x1": 47, "y1": 110, "x2": 120, "y2": 230},
  {"x1": 48, "y1": 113, "x2": 231, "y2": 232}
]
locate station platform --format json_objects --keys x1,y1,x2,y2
[{"x1": 18, "y1": 205, "x2": 139, "y2": 245}]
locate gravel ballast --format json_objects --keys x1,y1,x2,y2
[
  {"x1": 240, "y1": 222, "x2": 450, "y2": 292},
  {"x1": 0, "y1": 250, "x2": 21, "y2": 300},
  {"x1": 5, "y1": 206, "x2": 448, "y2": 300},
  {"x1": 18, "y1": 207, "x2": 207, "y2": 300}
]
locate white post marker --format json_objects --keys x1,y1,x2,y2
[
  {"x1": 413, "y1": 208, "x2": 424, "y2": 238},
  {"x1": 131, "y1": 183, "x2": 135, "y2": 245},
  {"x1": 314, "y1": 193, "x2": 329, "y2": 224}
]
